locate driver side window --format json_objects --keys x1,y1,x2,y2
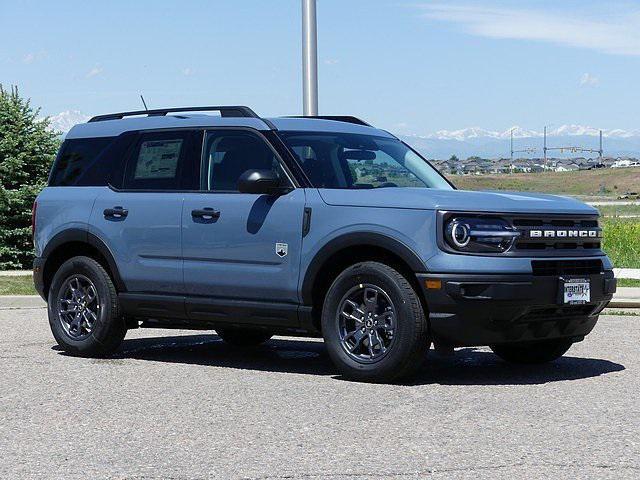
[{"x1": 202, "y1": 130, "x2": 284, "y2": 192}]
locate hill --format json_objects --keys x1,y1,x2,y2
[{"x1": 450, "y1": 167, "x2": 640, "y2": 197}]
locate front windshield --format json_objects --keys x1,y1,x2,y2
[{"x1": 278, "y1": 131, "x2": 453, "y2": 190}]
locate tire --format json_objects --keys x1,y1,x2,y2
[
  {"x1": 216, "y1": 328, "x2": 273, "y2": 347},
  {"x1": 491, "y1": 339, "x2": 573, "y2": 364},
  {"x1": 321, "y1": 261, "x2": 429, "y2": 383},
  {"x1": 47, "y1": 256, "x2": 126, "y2": 357}
]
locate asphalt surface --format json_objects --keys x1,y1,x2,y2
[{"x1": 1, "y1": 307, "x2": 638, "y2": 480}]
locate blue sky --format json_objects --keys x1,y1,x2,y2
[{"x1": 2, "y1": 0, "x2": 639, "y2": 134}]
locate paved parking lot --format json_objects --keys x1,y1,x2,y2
[{"x1": 1, "y1": 306, "x2": 638, "y2": 479}]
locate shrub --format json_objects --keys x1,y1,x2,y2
[{"x1": 0, "y1": 85, "x2": 60, "y2": 269}]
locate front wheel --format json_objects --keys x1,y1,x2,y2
[
  {"x1": 321, "y1": 262, "x2": 429, "y2": 383},
  {"x1": 490, "y1": 339, "x2": 573, "y2": 364}
]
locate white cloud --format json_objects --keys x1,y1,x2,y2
[
  {"x1": 85, "y1": 66, "x2": 103, "y2": 78},
  {"x1": 579, "y1": 73, "x2": 599, "y2": 87},
  {"x1": 182, "y1": 67, "x2": 194, "y2": 76},
  {"x1": 417, "y1": 3, "x2": 640, "y2": 56},
  {"x1": 22, "y1": 51, "x2": 47, "y2": 64},
  {"x1": 324, "y1": 58, "x2": 339, "y2": 65}
]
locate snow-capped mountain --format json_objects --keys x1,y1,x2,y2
[
  {"x1": 402, "y1": 124, "x2": 640, "y2": 158},
  {"x1": 422, "y1": 124, "x2": 640, "y2": 141},
  {"x1": 39, "y1": 112, "x2": 640, "y2": 159},
  {"x1": 44, "y1": 110, "x2": 90, "y2": 133}
]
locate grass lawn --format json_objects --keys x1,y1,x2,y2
[
  {"x1": 596, "y1": 204, "x2": 640, "y2": 218},
  {"x1": 451, "y1": 167, "x2": 640, "y2": 197},
  {"x1": 601, "y1": 218, "x2": 640, "y2": 269},
  {"x1": 618, "y1": 278, "x2": 640, "y2": 287},
  {"x1": 0, "y1": 275, "x2": 36, "y2": 295}
]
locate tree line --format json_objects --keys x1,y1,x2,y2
[{"x1": 0, "y1": 85, "x2": 60, "y2": 269}]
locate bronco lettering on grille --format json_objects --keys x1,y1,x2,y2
[{"x1": 529, "y1": 229, "x2": 601, "y2": 238}]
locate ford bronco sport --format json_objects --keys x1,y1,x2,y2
[{"x1": 33, "y1": 106, "x2": 616, "y2": 382}]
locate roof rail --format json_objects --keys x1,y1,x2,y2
[
  {"x1": 88, "y1": 105, "x2": 260, "y2": 123},
  {"x1": 285, "y1": 115, "x2": 372, "y2": 127}
]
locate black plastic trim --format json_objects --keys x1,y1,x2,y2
[
  {"x1": 283, "y1": 115, "x2": 372, "y2": 126},
  {"x1": 41, "y1": 229, "x2": 127, "y2": 294},
  {"x1": 119, "y1": 293, "x2": 308, "y2": 330},
  {"x1": 417, "y1": 271, "x2": 614, "y2": 346},
  {"x1": 89, "y1": 106, "x2": 261, "y2": 123},
  {"x1": 300, "y1": 232, "x2": 426, "y2": 305},
  {"x1": 33, "y1": 257, "x2": 45, "y2": 299}
]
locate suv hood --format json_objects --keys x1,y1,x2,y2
[{"x1": 317, "y1": 188, "x2": 598, "y2": 215}]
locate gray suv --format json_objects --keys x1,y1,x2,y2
[{"x1": 32, "y1": 106, "x2": 616, "y2": 382}]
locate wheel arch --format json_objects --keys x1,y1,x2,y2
[
  {"x1": 300, "y1": 232, "x2": 427, "y2": 329},
  {"x1": 41, "y1": 229, "x2": 126, "y2": 297}
]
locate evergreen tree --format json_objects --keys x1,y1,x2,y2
[{"x1": 0, "y1": 85, "x2": 60, "y2": 269}]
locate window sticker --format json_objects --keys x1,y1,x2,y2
[{"x1": 134, "y1": 139, "x2": 183, "y2": 180}]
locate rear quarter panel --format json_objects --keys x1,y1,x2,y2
[{"x1": 34, "y1": 187, "x2": 100, "y2": 257}]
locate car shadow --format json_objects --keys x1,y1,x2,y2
[{"x1": 52, "y1": 334, "x2": 625, "y2": 386}]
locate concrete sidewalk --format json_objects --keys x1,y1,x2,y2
[
  {"x1": 0, "y1": 295, "x2": 45, "y2": 309},
  {"x1": 614, "y1": 268, "x2": 640, "y2": 280},
  {"x1": 0, "y1": 270, "x2": 31, "y2": 277},
  {"x1": 608, "y1": 287, "x2": 640, "y2": 309}
]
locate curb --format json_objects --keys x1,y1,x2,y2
[
  {"x1": 607, "y1": 300, "x2": 640, "y2": 309},
  {"x1": 0, "y1": 270, "x2": 31, "y2": 277},
  {"x1": 0, "y1": 295, "x2": 46, "y2": 310}
]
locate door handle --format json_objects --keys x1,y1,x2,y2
[
  {"x1": 191, "y1": 207, "x2": 220, "y2": 221},
  {"x1": 103, "y1": 206, "x2": 128, "y2": 219}
]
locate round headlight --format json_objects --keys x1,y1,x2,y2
[
  {"x1": 450, "y1": 220, "x2": 470, "y2": 248},
  {"x1": 444, "y1": 215, "x2": 520, "y2": 253}
]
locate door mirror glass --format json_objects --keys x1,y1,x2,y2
[{"x1": 238, "y1": 169, "x2": 289, "y2": 195}]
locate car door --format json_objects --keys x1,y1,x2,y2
[
  {"x1": 182, "y1": 128, "x2": 305, "y2": 306},
  {"x1": 89, "y1": 129, "x2": 201, "y2": 294}
]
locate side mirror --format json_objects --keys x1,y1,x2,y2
[{"x1": 237, "y1": 169, "x2": 290, "y2": 195}]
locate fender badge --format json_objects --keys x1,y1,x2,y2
[{"x1": 276, "y1": 243, "x2": 288, "y2": 258}]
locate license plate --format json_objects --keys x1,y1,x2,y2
[{"x1": 563, "y1": 278, "x2": 591, "y2": 304}]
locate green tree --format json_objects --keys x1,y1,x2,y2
[{"x1": 0, "y1": 85, "x2": 60, "y2": 269}]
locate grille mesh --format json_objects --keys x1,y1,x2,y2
[
  {"x1": 531, "y1": 259, "x2": 603, "y2": 276},
  {"x1": 513, "y1": 216, "x2": 601, "y2": 252}
]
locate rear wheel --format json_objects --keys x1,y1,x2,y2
[
  {"x1": 321, "y1": 261, "x2": 429, "y2": 383},
  {"x1": 491, "y1": 339, "x2": 573, "y2": 364},
  {"x1": 48, "y1": 256, "x2": 126, "y2": 356},
  {"x1": 216, "y1": 328, "x2": 272, "y2": 347}
]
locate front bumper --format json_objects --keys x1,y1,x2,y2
[{"x1": 417, "y1": 271, "x2": 616, "y2": 347}]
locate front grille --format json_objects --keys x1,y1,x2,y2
[
  {"x1": 512, "y1": 216, "x2": 601, "y2": 253},
  {"x1": 531, "y1": 259, "x2": 603, "y2": 276}
]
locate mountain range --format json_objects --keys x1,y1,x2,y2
[{"x1": 44, "y1": 110, "x2": 640, "y2": 159}]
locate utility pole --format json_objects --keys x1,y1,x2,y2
[
  {"x1": 510, "y1": 129, "x2": 513, "y2": 162},
  {"x1": 599, "y1": 130, "x2": 603, "y2": 160},
  {"x1": 302, "y1": 0, "x2": 318, "y2": 116},
  {"x1": 543, "y1": 126, "x2": 547, "y2": 167}
]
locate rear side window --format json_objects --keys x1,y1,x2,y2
[
  {"x1": 118, "y1": 130, "x2": 200, "y2": 191},
  {"x1": 49, "y1": 137, "x2": 114, "y2": 186}
]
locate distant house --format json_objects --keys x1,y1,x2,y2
[
  {"x1": 555, "y1": 163, "x2": 580, "y2": 172},
  {"x1": 612, "y1": 158, "x2": 640, "y2": 168}
]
